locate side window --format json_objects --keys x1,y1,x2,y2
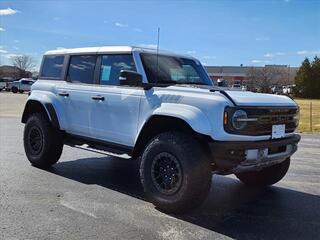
[
  {"x1": 67, "y1": 55, "x2": 97, "y2": 84},
  {"x1": 100, "y1": 54, "x2": 136, "y2": 85},
  {"x1": 40, "y1": 55, "x2": 64, "y2": 79}
]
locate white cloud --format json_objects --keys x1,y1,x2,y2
[
  {"x1": 264, "y1": 53, "x2": 274, "y2": 58},
  {"x1": 186, "y1": 50, "x2": 196, "y2": 54},
  {"x1": 56, "y1": 47, "x2": 66, "y2": 50},
  {"x1": 115, "y1": 22, "x2": 128, "y2": 28},
  {"x1": 133, "y1": 28, "x2": 142, "y2": 32},
  {"x1": 0, "y1": 49, "x2": 8, "y2": 54},
  {"x1": 0, "y1": 8, "x2": 19, "y2": 16},
  {"x1": 0, "y1": 27, "x2": 5, "y2": 31},
  {"x1": 264, "y1": 52, "x2": 286, "y2": 58},
  {"x1": 139, "y1": 44, "x2": 158, "y2": 49},
  {"x1": 12, "y1": 46, "x2": 19, "y2": 50},
  {"x1": 255, "y1": 37, "x2": 270, "y2": 41},
  {"x1": 203, "y1": 55, "x2": 217, "y2": 59},
  {"x1": 297, "y1": 50, "x2": 320, "y2": 55},
  {"x1": 251, "y1": 59, "x2": 270, "y2": 64},
  {"x1": 3, "y1": 53, "x2": 22, "y2": 58}
]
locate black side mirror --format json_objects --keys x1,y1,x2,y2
[{"x1": 119, "y1": 70, "x2": 143, "y2": 87}]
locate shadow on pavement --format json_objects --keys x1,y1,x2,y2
[{"x1": 49, "y1": 156, "x2": 320, "y2": 239}]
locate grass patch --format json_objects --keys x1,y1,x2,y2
[{"x1": 295, "y1": 99, "x2": 320, "y2": 133}]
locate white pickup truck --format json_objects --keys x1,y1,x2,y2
[
  {"x1": 21, "y1": 46, "x2": 300, "y2": 213},
  {"x1": 10, "y1": 78, "x2": 35, "y2": 93}
]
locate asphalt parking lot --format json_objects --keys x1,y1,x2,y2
[{"x1": 0, "y1": 92, "x2": 319, "y2": 240}]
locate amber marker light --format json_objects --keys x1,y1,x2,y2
[{"x1": 224, "y1": 111, "x2": 228, "y2": 125}]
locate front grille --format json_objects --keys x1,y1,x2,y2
[
  {"x1": 225, "y1": 107, "x2": 299, "y2": 136},
  {"x1": 244, "y1": 107, "x2": 298, "y2": 135}
]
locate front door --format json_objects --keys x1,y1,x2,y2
[{"x1": 90, "y1": 54, "x2": 142, "y2": 147}]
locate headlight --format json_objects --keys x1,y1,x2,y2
[{"x1": 232, "y1": 110, "x2": 248, "y2": 130}]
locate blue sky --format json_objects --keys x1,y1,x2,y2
[{"x1": 0, "y1": 0, "x2": 319, "y2": 70}]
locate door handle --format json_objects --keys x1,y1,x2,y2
[
  {"x1": 58, "y1": 92, "x2": 69, "y2": 97},
  {"x1": 92, "y1": 95, "x2": 105, "y2": 101}
]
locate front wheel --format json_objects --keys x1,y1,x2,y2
[
  {"x1": 24, "y1": 113, "x2": 64, "y2": 168},
  {"x1": 140, "y1": 132, "x2": 212, "y2": 213},
  {"x1": 235, "y1": 158, "x2": 290, "y2": 187}
]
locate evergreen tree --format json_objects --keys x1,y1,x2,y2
[
  {"x1": 311, "y1": 56, "x2": 320, "y2": 99},
  {"x1": 294, "y1": 58, "x2": 312, "y2": 98}
]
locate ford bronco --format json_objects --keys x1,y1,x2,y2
[{"x1": 22, "y1": 46, "x2": 300, "y2": 213}]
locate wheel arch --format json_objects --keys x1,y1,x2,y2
[
  {"x1": 132, "y1": 114, "x2": 212, "y2": 158},
  {"x1": 21, "y1": 100, "x2": 60, "y2": 129}
]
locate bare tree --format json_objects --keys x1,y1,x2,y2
[
  {"x1": 11, "y1": 55, "x2": 36, "y2": 78},
  {"x1": 247, "y1": 66, "x2": 287, "y2": 93}
]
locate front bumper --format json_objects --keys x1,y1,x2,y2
[{"x1": 209, "y1": 134, "x2": 301, "y2": 174}]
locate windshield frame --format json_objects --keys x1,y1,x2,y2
[{"x1": 139, "y1": 53, "x2": 213, "y2": 86}]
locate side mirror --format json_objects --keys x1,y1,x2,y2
[{"x1": 119, "y1": 70, "x2": 143, "y2": 87}]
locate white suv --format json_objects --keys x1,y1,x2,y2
[{"x1": 22, "y1": 46, "x2": 300, "y2": 213}]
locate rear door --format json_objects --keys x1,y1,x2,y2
[
  {"x1": 90, "y1": 54, "x2": 142, "y2": 147},
  {"x1": 57, "y1": 54, "x2": 98, "y2": 137}
]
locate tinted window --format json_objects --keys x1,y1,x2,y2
[
  {"x1": 41, "y1": 55, "x2": 64, "y2": 79},
  {"x1": 100, "y1": 54, "x2": 136, "y2": 85},
  {"x1": 67, "y1": 55, "x2": 97, "y2": 84},
  {"x1": 140, "y1": 53, "x2": 212, "y2": 85}
]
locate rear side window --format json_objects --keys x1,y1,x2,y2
[
  {"x1": 67, "y1": 55, "x2": 97, "y2": 84},
  {"x1": 100, "y1": 54, "x2": 136, "y2": 85},
  {"x1": 40, "y1": 55, "x2": 64, "y2": 79}
]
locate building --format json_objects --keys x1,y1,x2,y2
[
  {"x1": 0, "y1": 65, "x2": 32, "y2": 79},
  {"x1": 205, "y1": 65, "x2": 298, "y2": 86}
]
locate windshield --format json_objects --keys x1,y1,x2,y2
[{"x1": 140, "y1": 53, "x2": 213, "y2": 85}]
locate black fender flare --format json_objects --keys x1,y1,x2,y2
[{"x1": 21, "y1": 100, "x2": 60, "y2": 129}]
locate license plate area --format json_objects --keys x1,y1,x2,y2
[{"x1": 272, "y1": 124, "x2": 285, "y2": 139}]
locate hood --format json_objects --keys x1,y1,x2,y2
[
  {"x1": 161, "y1": 85, "x2": 297, "y2": 107},
  {"x1": 224, "y1": 90, "x2": 297, "y2": 107}
]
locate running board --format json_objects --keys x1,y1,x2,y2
[
  {"x1": 71, "y1": 144, "x2": 131, "y2": 159},
  {"x1": 64, "y1": 133, "x2": 133, "y2": 159}
]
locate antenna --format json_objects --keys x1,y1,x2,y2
[{"x1": 156, "y1": 27, "x2": 160, "y2": 84}]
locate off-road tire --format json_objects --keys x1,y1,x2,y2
[
  {"x1": 12, "y1": 87, "x2": 18, "y2": 93},
  {"x1": 235, "y1": 158, "x2": 290, "y2": 187},
  {"x1": 140, "y1": 132, "x2": 212, "y2": 213},
  {"x1": 24, "y1": 113, "x2": 63, "y2": 168}
]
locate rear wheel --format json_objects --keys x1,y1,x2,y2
[
  {"x1": 12, "y1": 87, "x2": 18, "y2": 93},
  {"x1": 235, "y1": 158, "x2": 290, "y2": 187},
  {"x1": 140, "y1": 132, "x2": 212, "y2": 213},
  {"x1": 24, "y1": 113, "x2": 63, "y2": 168}
]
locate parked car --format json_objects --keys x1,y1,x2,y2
[
  {"x1": 21, "y1": 46, "x2": 300, "y2": 213},
  {"x1": 0, "y1": 79, "x2": 6, "y2": 91},
  {"x1": 271, "y1": 86, "x2": 283, "y2": 94},
  {"x1": 11, "y1": 79, "x2": 35, "y2": 93},
  {"x1": 0, "y1": 77, "x2": 14, "y2": 91},
  {"x1": 282, "y1": 85, "x2": 295, "y2": 95}
]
